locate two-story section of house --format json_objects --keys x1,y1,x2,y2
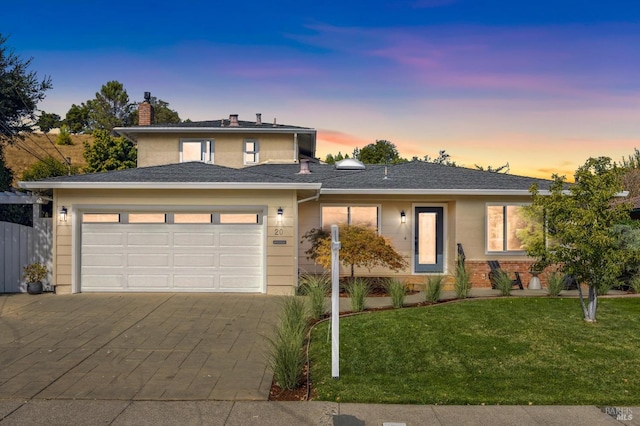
[{"x1": 119, "y1": 98, "x2": 317, "y2": 169}]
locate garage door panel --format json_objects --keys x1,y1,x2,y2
[
  {"x1": 219, "y1": 231, "x2": 261, "y2": 247},
  {"x1": 81, "y1": 274, "x2": 123, "y2": 289},
  {"x1": 83, "y1": 253, "x2": 124, "y2": 267},
  {"x1": 127, "y1": 275, "x2": 170, "y2": 289},
  {"x1": 173, "y1": 254, "x2": 216, "y2": 267},
  {"x1": 81, "y1": 215, "x2": 264, "y2": 293},
  {"x1": 173, "y1": 233, "x2": 216, "y2": 246},
  {"x1": 220, "y1": 254, "x2": 261, "y2": 267},
  {"x1": 220, "y1": 275, "x2": 261, "y2": 290},
  {"x1": 128, "y1": 253, "x2": 170, "y2": 267},
  {"x1": 173, "y1": 275, "x2": 216, "y2": 288},
  {"x1": 127, "y1": 232, "x2": 169, "y2": 246},
  {"x1": 83, "y1": 232, "x2": 124, "y2": 246}
]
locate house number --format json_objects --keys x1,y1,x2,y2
[{"x1": 274, "y1": 228, "x2": 284, "y2": 236}]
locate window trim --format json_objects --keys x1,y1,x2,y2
[
  {"x1": 485, "y1": 202, "x2": 532, "y2": 254},
  {"x1": 243, "y1": 139, "x2": 259, "y2": 165},
  {"x1": 179, "y1": 138, "x2": 214, "y2": 163},
  {"x1": 320, "y1": 204, "x2": 381, "y2": 232}
]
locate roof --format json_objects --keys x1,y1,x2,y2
[
  {"x1": 19, "y1": 160, "x2": 554, "y2": 195},
  {"x1": 123, "y1": 119, "x2": 314, "y2": 130}
]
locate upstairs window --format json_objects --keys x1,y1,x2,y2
[
  {"x1": 244, "y1": 139, "x2": 259, "y2": 164},
  {"x1": 180, "y1": 139, "x2": 213, "y2": 163}
]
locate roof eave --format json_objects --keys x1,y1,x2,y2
[
  {"x1": 18, "y1": 181, "x2": 323, "y2": 191},
  {"x1": 319, "y1": 188, "x2": 546, "y2": 196},
  {"x1": 114, "y1": 127, "x2": 316, "y2": 137}
]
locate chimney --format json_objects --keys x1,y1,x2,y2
[
  {"x1": 256, "y1": 113, "x2": 262, "y2": 125},
  {"x1": 229, "y1": 114, "x2": 239, "y2": 127},
  {"x1": 138, "y1": 92, "x2": 154, "y2": 126},
  {"x1": 298, "y1": 159, "x2": 311, "y2": 174},
  {"x1": 273, "y1": 117, "x2": 277, "y2": 127}
]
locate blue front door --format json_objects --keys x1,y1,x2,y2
[{"x1": 414, "y1": 207, "x2": 444, "y2": 273}]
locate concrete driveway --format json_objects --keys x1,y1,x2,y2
[{"x1": 0, "y1": 293, "x2": 281, "y2": 401}]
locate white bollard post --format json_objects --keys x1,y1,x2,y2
[{"x1": 331, "y1": 225, "x2": 341, "y2": 379}]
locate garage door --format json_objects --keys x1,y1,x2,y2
[{"x1": 80, "y1": 212, "x2": 264, "y2": 292}]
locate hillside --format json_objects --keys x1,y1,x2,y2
[{"x1": 4, "y1": 134, "x2": 92, "y2": 185}]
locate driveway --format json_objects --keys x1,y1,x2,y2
[{"x1": 0, "y1": 293, "x2": 281, "y2": 401}]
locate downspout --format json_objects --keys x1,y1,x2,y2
[{"x1": 297, "y1": 189, "x2": 320, "y2": 204}]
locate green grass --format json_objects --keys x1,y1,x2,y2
[{"x1": 309, "y1": 298, "x2": 640, "y2": 405}]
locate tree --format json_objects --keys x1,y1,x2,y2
[
  {"x1": 64, "y1": 103, "x2": 91, "y2": 134},
  {"x1": 21, "y1": 156, "x2": 78, "y2": 181},
  {"x1": 0, "y1": 147, "x2": 13, "y2": 190},
  {"x1": 36, "y1": 111, "x2": 61, "y2": 133},
  {"x1": 56, "y1": 125, "x2": 72, "y2": 145},
  {"x1": 528, "y1": 157, "x2": 631, "y2": 322},
  {"x1": 324, "y1": 152, "x2": 349, "y2": 164},
  {"x1": 475, "y1": 162, "x2": 510, "y2": 173},
  {"x1": 423, "y1": 150, "x2": 458, "y2": 166},
  {"x1": 89, "y1": 81, "x2": 134, "y2": 131},
  {"x1": 302, "y1": 224, "x2": 408, "y2": 277},
  {"x1": 356, "y1": 140, "x2": 406, "y2": 164},
  {"x1": 130, "y1": 96, "x2": 180, "y2": 125},
  {"x1": 83, "y1": 129, "x2": 137, "y2": 172},
  {"x1": 0, "y1": 34, "x2": 53, "y2": 144},
  {"x1": 619, "y1": 148, "x2": 640, "y2": 198}
]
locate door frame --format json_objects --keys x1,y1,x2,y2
[{"x1": 411, "y1": 203, "x2": 447, "y2": 274}]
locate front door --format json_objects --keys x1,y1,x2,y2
[{"x1": 415, "y1": 207, "x2": 444, "y2": 273}]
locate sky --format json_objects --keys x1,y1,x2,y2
[{"x1": 4, "y1": 0, "x2": 640, "y2": 179}]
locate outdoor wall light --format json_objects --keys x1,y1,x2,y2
[
  {"x1": 59, "y1": 206, "x2": 68, "y2": 222},
  {"x1": 400, "y1": 210, "x2": 406, "y2": 224},
  {"x1": 277, "y1": 207, "x2": 283, "y2": 221}
]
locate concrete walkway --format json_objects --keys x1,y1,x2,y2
[{"x1": 0, "y1": 400, "x2": 637, "y2": 425}]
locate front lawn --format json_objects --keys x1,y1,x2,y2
[{"x1": 309, "y1": 297, "x2": 640, "y2": 405}]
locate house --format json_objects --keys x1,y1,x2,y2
[{"x1": 19, "y1": 98, "x2": 553, "y2": 295}]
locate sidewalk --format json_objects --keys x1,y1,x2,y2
[{"x1": 0, "y1": 399, "x2": 637, "y2": 425}]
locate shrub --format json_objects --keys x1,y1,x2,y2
[
  {"x1": 267, "y1": 297, "x2": 309, "y2": 390},
  {"x1": 346, "y1": 277, "x2": 370, "y2": 312},
  {"x1": 56, "y1": 126, "x2": 73, "y2": 145},
  {"x1": 454, "y1": 262, "x2": 472, "y2": 299},
  {"x1": 546, "y1": 272, "x2": 564, "y2": 297},
  {"x1": 299, "y1": 274, "x2": 330, "y2": 319},
  {"x1": 493, "y1": 270, "x2": 514, "y2": 296},
  {"x1": 425, "y1": 275, "x2": 445, "y2": 303},
  {"x1": 385, "y1": 278, "x2": 407, "y2": 309},
  {"x1": 630, "y1": 275, "x2": 640, "y2": 294}
]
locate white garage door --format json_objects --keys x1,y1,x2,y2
[{"x1": 80, "y1": 213, "x2": 264, "y2": 293}]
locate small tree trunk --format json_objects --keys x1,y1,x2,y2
[
  {"x1": 577, "y1": 284, "x2": 598, "y2": 322},
  {"x1": 586, "y1": 285, "x2": 598, "y2": 322}
]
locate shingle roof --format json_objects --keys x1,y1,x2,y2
[
  {"x1": 21, "y1": 160, "x2": 553, "y2": 192},
  {"x1": 122, "y1": 119, "x2": 313, "y2": 131}
]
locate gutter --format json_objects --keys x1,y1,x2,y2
[
  {"x1": 18, "y1": 181, "x2": 323, "y2": 191},
  {"x1": 318, "y1": 188, "x2": 550, "y2": 196},
  {"x1": 297, "y1": 189, "x2": 321, "y2": 204}
]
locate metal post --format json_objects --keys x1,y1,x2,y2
[{"x1": 331, "y1": 224, "x2": 341, "y2": 379}]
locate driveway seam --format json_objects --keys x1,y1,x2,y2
[{"x1": 29, "y1": 295, "x2": 176, "y2": 400}]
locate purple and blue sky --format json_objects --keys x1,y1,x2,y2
[{"x1": 4, "y1": 0, "x2": 639, "y2": 178}]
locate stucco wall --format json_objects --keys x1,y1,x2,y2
[
  {"x1": 298, "y1": 194, "x2": 535, "y2": 288},
  {"x1": 53, "y1": 188, "x2": 298, "y2": 295},
  {"x1": 136, "y1": 133, "x2": 297, "y2": 168}
]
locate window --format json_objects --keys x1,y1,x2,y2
[
  {"x1": 180, "y1": 139, "x2": 213, "y2": 163},
  {"x1": 129, "y1": 213, "x2": 166, "y2": 223},
  {"x1": 321, "y1": 205, "x2": 379, "y2": 229},
  {"x1": 244, "y1": 139, "x2": 259, "y2": 164},
  {"x1": 486, "y1": 204, "x2": 542, "y2": 253},
  {"x1": 83, "y1": 213, "x2": 120, "y2": 223},
  {"x1": 174, "y1": 213, "x2": 212, "y2": 223},
  {"x1": 220, "y1": 213, "x2": 259, "y2": 224}
]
